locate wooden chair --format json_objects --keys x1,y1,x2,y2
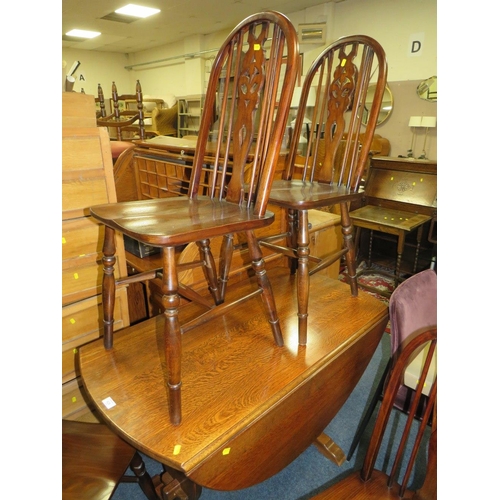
[
  {"x1": 96, "y1": 80, "x2": 157, "y2": 161},
  {"x1": 62, "y1": 420, "x2": 158, "y2": 500},
  {"x1": 347, "y1": 268, "x2": 437, "y2": 460},
  {"x1": 311, "y1": 327, "x2": 437, "y2": 499},
  {"x1": 89, "y1": 11, "x2": 299, "y2": 425},
  {"x1": 261, "y1": 35, "x2": 388, "y2": 344}
]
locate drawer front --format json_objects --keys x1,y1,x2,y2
[
  {"x1": 62, "y1": 176, "x2": 111, "y2": 218},
  {"x1": 62, "y1": 378, "x2": 93, "y2": 419},
  {"x1": 62, "y1": 254, "x2": 127, "y2": 305},
  {"x1": 62, "y1": 217, "x2": 103, "y2": 262},
  {"x1": 62, "y1": 286, "x2": 129, "y2": 383}
]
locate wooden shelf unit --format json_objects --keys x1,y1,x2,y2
[
  {"x1": 62, "y1": 93, "x2": 130, "y2": 422},
  {"x1": 177, "y1": 95, "x2": 204, "y2": 137}
]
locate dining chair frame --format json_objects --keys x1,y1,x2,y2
[
  {"x1": 90, "y1": 11, "x2": 299, "y2": 425},
  {"x1": 261, "y1": 35, "x2": 388, "y2": 344}
]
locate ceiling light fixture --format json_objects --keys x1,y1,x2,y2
[
  {"x1": 115, "y1": 4, "x2": 161, "y2": 18},
  {"x1": 65, "y1": 29, "x2": 101, "y2": 38}
]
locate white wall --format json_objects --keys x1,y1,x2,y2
[{"x1": 61, "y1": 0, "x2": 437, "y2": 158}]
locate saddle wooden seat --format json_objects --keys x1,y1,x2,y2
[{"x1": 62, "y1": 420, "x2": 158, "y2": 500}]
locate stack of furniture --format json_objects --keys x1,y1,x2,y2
[{"x1": 62, "y1": 92, "x2": 130, "y2": 422}]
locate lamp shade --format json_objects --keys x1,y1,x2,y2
[
  {"x1": 421, "y1": 116, "x2": 437, "y2": 128},
  {"x1": 408, "y1": 116, "x2": 422, "y2": 127}
]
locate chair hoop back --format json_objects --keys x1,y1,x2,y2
[
  {"x1": 189, "y1": 11, "x2": 299, "y2": 217},
  {"x1": 285, "y1": 35, "x2": 387, "y2": 192},
  {"x1": 361, "y1": 327, "x2": 437, "y2": 497}
]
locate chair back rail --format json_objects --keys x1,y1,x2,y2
[
  {"x1": 189, "y1": 11, "x2": 299, "y2": 216},
  {"x1": 285, "y1": 35, "x2": 387, "y2": 192},
  {"x1": 361, "y1": 327, "x2": 437, "y2": 497}
]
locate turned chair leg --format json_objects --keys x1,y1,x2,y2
[
  {"x1": 161, "y1": 247, "x2": 183, "y2": 425},
  {"x1": 296, "y1": 210, "x2": 310, "y2": 345},
  {"x1": 340, "y1": 203, "x2": 358, "y2": 297},
  {"x1": 246, "y1": 231, "x2": 283, "y2": 347},
  {"x1": 197, "y1": 239, "x2": 222, "y2": 305},
  {"x1": 218, "y1": 233, "x2": 234, "y2": 301},
  {"x1": 102, "y1": 226, "x2": 118, "y2": 350}
]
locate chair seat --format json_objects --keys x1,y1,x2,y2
[
  {"x1": 62, "y1": 420, "x2": 137, "y2": 500},
  {"x1": 90, "y1": 196, "x2": 275, "y2": 246},
  {"x1": 313, "y1": 469, "x2": 415, "y2": 499},
  {"x1": 270, "y1": 179, "x2": 362, "y2": 209}
]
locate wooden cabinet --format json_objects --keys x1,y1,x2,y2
[
  {"x1": 177, "y1": 95, "x2": 204, "y2": 137},
  {"x1": 62, "y1": 93, "x2": 130, "y2": 421}
]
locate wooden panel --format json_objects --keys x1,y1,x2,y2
[
  {"x1": 62, "y1": 217, "x2": 103, "y2": 261},
  {"x1": 62, "y1": 286, "x2": 130, "y2": 383},
  {"x1": 62, "y1": 93, "x2": 97, "y2": 128},
  {"x1": 364, "y1": 157, "x2": 437, "y2": 211},
  {"x1": 62, "y1": 254, "x2": 127, "y2": 306},
  {"x1": 62, "y1": 127, "x2": 116, "y2": 220},
  {"x1": 62, "y1": 378, "x2": 93, "y2": 419}
]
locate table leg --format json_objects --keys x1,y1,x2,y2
[{"x1": 413, "y1": 225, "x2": 425, "y2": 273}]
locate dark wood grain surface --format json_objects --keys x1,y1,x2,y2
[{"x1": 79, "y1": 267, "x2": 388, "y2": 490}]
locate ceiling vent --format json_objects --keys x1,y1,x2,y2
[
  {"x1": 298, "y1": 23, "x2": 327, "y2": 44},
  {"x1": 100, "y1": 12, "x2": 137, "y2": 23}
]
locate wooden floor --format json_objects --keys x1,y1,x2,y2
[{"x1": 79, "y1": 266, "x2": 388, "y2": 491}]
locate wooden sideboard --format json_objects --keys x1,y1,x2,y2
[{"x1": 62, "y1": 93, "x2": 130, "y2": 422}]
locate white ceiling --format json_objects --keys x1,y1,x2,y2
[{"x1": 62, "y1": 0, "x2": 344, "y2": 54}]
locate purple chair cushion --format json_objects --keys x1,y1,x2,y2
[
  {"x1": 389, "y1": 269, "x2": 437, "y2": 355},
  {"x1": 388, "y1": 269, "x2": 437, "y2": 409}
]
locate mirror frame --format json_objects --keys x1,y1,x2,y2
[
  {"x1": 361, "y1": 84, "x2": 393, "y2": 126},
  {"x1": 417, "y1": 76, "x2": 437, "y2": 102}
]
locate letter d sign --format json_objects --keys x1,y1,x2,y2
[{"x1": 409, "y1": 32, "x2": 425, "y2": 57}]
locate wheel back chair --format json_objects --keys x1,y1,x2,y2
[
  {"x1": 312, "y1": 326, "x2": 437, "y2": 499},
  {"x1": 90, "y1": 11, "x2": 299, "y2": 425},
  {"x1": 260, "y1": 35, "x2": 388, "y2": 343},
  {"x1": 347, "y1": 268, "x2": 437, "y2": 461},
  {"x1": 62, "y1": 419, "x2": 158, "y2": 500}
]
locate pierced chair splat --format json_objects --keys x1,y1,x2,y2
[
  {"x1": 89, "y1": 11, "x2": 299, "y2": 425},
  {"x1": 261, "y1": 35, "x2": 388, "y2": 344}
]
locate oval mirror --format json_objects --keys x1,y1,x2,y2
[
  {"x1": 417, "y1": 76, "x2": 437, "y2": 102},
  {"x1": 362, "y1": 84, "x2": 393, "y2": 126}
]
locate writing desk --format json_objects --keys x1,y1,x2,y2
[{"x1": 79, "y1": 267, "x2": 387, "y2": 495}]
